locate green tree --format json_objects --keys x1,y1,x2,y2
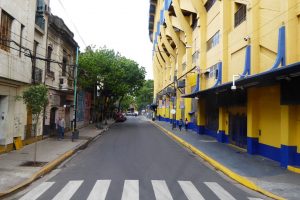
[
  {"x1": 136, "y1": 80, "x2": 154, "y2": 111},
  {"x1": 18, "y1": 84, "x2": 48, "y2": 164},
  {"x1": 78, "y1": 46, "x2": 146, "y2": 122}
]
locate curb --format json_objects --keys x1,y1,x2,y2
[
  {"x1": 150, "y1": 121, "x2": 286, "y2": 200},
  {"x1": 0, "y1": 125, "x2": 111, "y2": 199}
]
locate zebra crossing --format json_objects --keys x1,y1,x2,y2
[{"x1": 19, "y1": 180, "x2": 264, "y2": 200}]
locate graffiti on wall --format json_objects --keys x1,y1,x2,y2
[{"x1": 76, "y1": 91, "x2": 91, "y2": 123}]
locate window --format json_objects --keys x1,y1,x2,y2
[
  {"x1": 204, "y1": 0, "x2": 217, "y2": 12},
  {"x1": 207, "y1": 31, "x2": 220, "y2": 51},
  {"x1": 191, "y1": 13, "x2": 198, "y2": 30},
  {"x1": 35, "y1": 0, "x2": 45, "y2": 30},
  {"x1": 0, "y1": 10, "x2": 13, "y2": 52},
  {"x1": 234, "y1": 3, "x2": 246, "y2": 27},
  {"x1": 182, "y1": 62, "x2": 186, "y2": 72},
  {"x1": 32, "y1": 41, "x2": 38, "y2": 82},
  {"x1": 62, "y1": 50, "x2": 67, "y2": 76},
  {"x1": 207, "y1": 63, "x2": 218, "y2": 79},
  {"x1": 192, "y1": 50, "x2": 199, "y2": 65},
  {"x1": 19, "y1": 25, "x2": 24, "y2": 57},
  {"x1": 46, "y1": 46, "x2": 52, "y2": 73}
]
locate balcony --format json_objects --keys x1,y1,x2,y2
[{"x1": 59, "y1": 77, "x2": 73, "y2": 91}]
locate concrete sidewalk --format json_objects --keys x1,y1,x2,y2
[
  {"x1": 0, "y1": 120, "x2": 114, "y2": 198},
  {"x1": 153, "y1": 119, "x2": 300, "y2": 200}
]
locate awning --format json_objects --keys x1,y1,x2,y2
[{"x1": 182, "y1": 61, "x2": 300, "y2": 98}]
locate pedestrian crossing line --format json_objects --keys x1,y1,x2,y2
[
  {"x1": 87, "y1": 180, "x2": 111, "y2": 200},
  {"x1": 151, "y1": 180, "x2": 173, "y2": 200},
  {"x1": 204, "y1": 182, "x2": 236, "y2": 200},
  {"x1": 19, "y1": 182, "x2": 55, "y2": 200},
  {"x1": 178, "y1": 181, "x2": 205, "y2": 200},
  {"x1": 19, "y1": 179, "x2": 264, "y2": 200},
  {"x1": 52, "y1": 180, "x2": 83, "y2": 200},
  {"x1": 121, "y1": 180, "x2": 139, "y2": 200}
]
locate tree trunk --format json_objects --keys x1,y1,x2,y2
[
  {"x1": 33, "y1": 114, "x2": 40, "y2": 166},
  {"x1": 118, "y1": 96, "x2": 124, "y2": 112}
]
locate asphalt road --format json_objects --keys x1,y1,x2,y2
[{"x1": 17, "y1": 117, "x2": 266, "y2": 200}]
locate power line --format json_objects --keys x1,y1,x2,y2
[
  {"x1": 57, "y1": 0, "x2": 87, "y2": 48},
  {"x1": 0, "y1": 38, "x2": 75, "y2": 80}
]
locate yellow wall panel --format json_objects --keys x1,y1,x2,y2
[
  {"x1": 298, "y1": 16, "x2": 300, "y2": 60},
  {"x1": 259, "y1": 46, "x2": 277, "y2": 72},
  {"x1": 296, "y1": 106, "x2": 300, "y2": 153},
  {"x1": 258, "y1": 85, "x2": 281, "y2": 148},
  {"x1": 228, "y1": 46, "x2": 246, "y2": 81},
  {"x1": 206, "y1": 1, "x2": 220, "y2": 26},
  {"x1": 207, "y1": 13, "x2": 220, "y2": 40}
]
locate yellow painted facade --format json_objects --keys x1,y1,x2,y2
[{"x1": 149, "y1": 0, "x2": 300, "y2": 167}]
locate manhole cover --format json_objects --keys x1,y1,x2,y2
[{"x1": 20, "y1": 161, "x2": 48, "y2": 167}]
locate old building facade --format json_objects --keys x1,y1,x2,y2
[
  {"x1": 44, "y1": 14, "x2": 78, "y2": 135},
  {"x1": 0, "y1": 0, "x2": 50, "y2": 152}
]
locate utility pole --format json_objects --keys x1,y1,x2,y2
[{"x1": 72, "y1": 47, "x2": 79, "y2": 137}]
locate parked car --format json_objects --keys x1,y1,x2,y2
[{"x1": 115, "y1": 112, "x2": 127, "y2": 122}]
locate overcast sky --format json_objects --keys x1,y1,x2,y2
[{"x1": 50, "y1": 0, "x2": 153, "y2": 79}]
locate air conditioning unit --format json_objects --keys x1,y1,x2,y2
[{"x1": 59, "y1": 78, "x2": 68, "y2": 90}]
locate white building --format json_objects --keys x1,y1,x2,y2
[{"x1": 0, "y1": 0, "x2": 49, "y2": 152}]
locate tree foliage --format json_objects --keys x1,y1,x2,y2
[
  {"x1": 78, "y1": 46, "x2": 146, "y2": 120},
  {"x1": 21, "y1": 84, "x2": 48, "y2": 117},
  {"x1": 135, "y1": 80, "x2": 154, "y2": 111}
]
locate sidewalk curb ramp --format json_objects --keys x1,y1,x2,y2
[
  {"x1": 151, "y1": 121, "x2": 286, "y2": 200},
  {"x1": 0, "y1": 127, "x2": 109, "y2": 199}
]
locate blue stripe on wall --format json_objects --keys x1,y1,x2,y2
[
  {"x1": 258, "y1": 142, "x2": 281, "y2": 163},
  {"x1": 156, "y1": 119, "x2": 300, "y2": 168}
]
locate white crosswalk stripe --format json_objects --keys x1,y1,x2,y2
[
  {"x1": 121, "y1": 180, "x2": 139, "y2": 200},
  {"x1": 151, "y1": 180, "x2": 173, "y2": 200},
  {"x1": 19, "y1": 179, "x2": 263, "y2": 200},
  {"x1": 52, "y1": 180, "x2": 83, "y2": 200},
  {"x1": 87, "y1": 180, "x2": 111, "y2": 200},
  {"x1": 178, "y1": 181, "x2": 205, "y2": 200},
  {"x1": 204, "y1": 182, "x2": 236, "y2": 200},
  {"x1": 19, "y1": 182, "x2": 55, "y2": 200}
]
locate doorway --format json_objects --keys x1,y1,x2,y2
[
  {"x1": 50, "y1": 107, "x2": 58, "y2": 136},
  {"x1": 0, "y1": 96, "x2": 8, "y2": 144},
  {"x1": 229, "y1": 113, "x2": 247, "y2": 149}
]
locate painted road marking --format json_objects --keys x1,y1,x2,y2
[
  {"x1": 121, "y1": 180, "x2": 139, "y2": 200},
  {"x1": 151, "y1": 180, "x2": 173, "y2": 200},
  {"x1": 87, "y1": 180, "x2": 111, "y2": 200},
  {"x1": 178, "y1": 181, "x2": 205, "y2": 200},
  {"x1": 52, "y1": 180, "x2": 83, "y2": 200},
  {"x1": 19, "y1": 182, "x2": 55, "y2": 200},
  {"x1": 204, "y1": 182, "x2": 236, "y2": 200},
  {"x1": 19, "y1": 179, "x2": 263, "y2": 200}
]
